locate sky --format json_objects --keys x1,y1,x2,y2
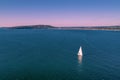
[{"x1": 0, "y1": 0, "x2": 120, "y2": 27}]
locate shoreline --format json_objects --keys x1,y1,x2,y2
[
  {"x1": 1, "y1": 28, "x2": 120, "y2": 32},
  {"x1": 57, "y1": 28, "x2": 120, "y2": 31},
  {"x1": 1, "y1": 25, "x2": 120, "y2": 31}
]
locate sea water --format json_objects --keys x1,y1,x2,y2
[{"x1": 0, "y1": 29, "x2": 120, "y2": 80}]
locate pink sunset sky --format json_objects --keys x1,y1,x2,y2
[{"x1": 0, "y1": 0, "x2": 120, "y2": 27}]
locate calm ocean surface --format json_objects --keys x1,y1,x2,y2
[{"x1": 0, "y1": 29, "x2": 120, "y2": 80}]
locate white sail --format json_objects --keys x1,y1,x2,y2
[{"x1": 78, "y1": 46, "x2": 83, "y2": 56}]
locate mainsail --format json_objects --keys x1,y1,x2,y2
[{"x1": 78, "y1": 46, "x2": 83, "y2": 56}]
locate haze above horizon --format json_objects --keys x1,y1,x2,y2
[{"x1": 0, "y1": 0, "x2": 120, "y2": 27}]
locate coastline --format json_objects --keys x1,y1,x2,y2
[
  {"x1": 1, "y1": 25, "x2": 120, "y2": 31},
  {"x1": 58, "y1": 28, "x2": 120, "y2": 31}
]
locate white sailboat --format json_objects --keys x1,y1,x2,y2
[{"x1": 78, "y1": 46, "x2": 83, "y2": 56}]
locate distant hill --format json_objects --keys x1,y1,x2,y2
[{"x1": 5, "y1": 25, "x2": 55, "y2": 29}]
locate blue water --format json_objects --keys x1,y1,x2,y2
[{"x1": 0, "y1": 29, "x2": 120, "y2": 80}]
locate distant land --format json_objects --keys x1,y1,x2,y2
[
  {"x1": 2, "y1": 25, "x2": 55, "y2": 29},
  {"x1": 1, "y1": 25, "x2": 120, "y2": 31},
  {"x1": 62, "y1": 26, "x2": 120, "y2": 31}
]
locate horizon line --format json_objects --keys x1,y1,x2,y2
[{"x1": 0, "y1": 24, "x2": 120, "y2": 27}]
